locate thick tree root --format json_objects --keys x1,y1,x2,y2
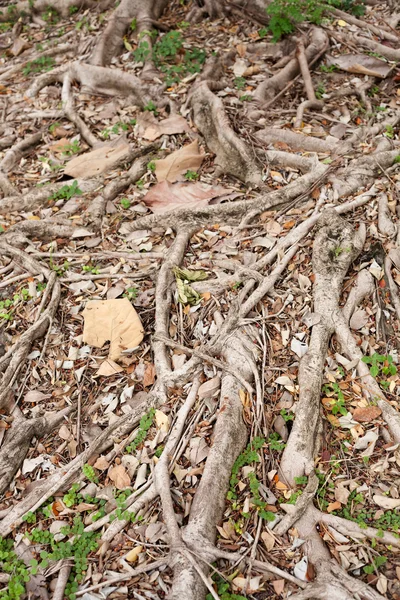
[
  {"x1": 280, "y1": 210, "x2": 365, "y2": 484},
  {"x1": 190, "y1": 82, "x2": 263, "y2": 184}
]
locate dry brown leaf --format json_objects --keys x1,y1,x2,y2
[
  {"x1": 49, "y1": 138, "x2": 70, "y2": 153},
  {"x1": 11, "y1": 37, "x2": 30, "y2": 56},
  {"x1": 83, "y1": 298, "x2": 144, "y2": 361},
  {"x1": 142, "y1": 114, "x2": 190, "y2": 141},
  {"x1": 125, "y1": 545, "x2": 143, "y2": 563},
  {"x1": 198, "y1": 376, "x2": 221, "y2": 399},
  {"x1": 261, "y1": 530, "x2": 275, "y2": 551},
  {"x1": 327, "y1": 501, "x2": 342, "y2": 513},
  {"x1": 97, "y1": 359, "x2": 124, "y2": 376},
  {"x1": 326, "y1": 54, "x2": 392, "y2": 78},
  {"x1": 64, "y1": 138, "x2": 130, "y2": 179},
  {"x1": 143, "y1": 363, "x2": 156, "y2": 387},
  {"x1": 108, "y1": 463, "x2": 131, "y2": 489},
  {"x1": 143, "y1": 180, "x2": 230, "y2": 214},
  {"x1": 23, "y1": 390, "x2": 50, "y2": 403},
  {"x1": 373, "y1": 494, "x2": 400, "y2": 509},
  {"x1": 94, "y1": 455, "x2": 110, "y2": 470},
  {"x1": 155, "y1": 409, "x2": 170, "y2": 432},
  {"x1": 271, "y1": 580, "x2": 285, "y2": 595},
  {"x1": 352, "y1": 406, "x2": 382, "y2": 422},
  {"x1": 155, "y1": 140, "x2": 204, "y2": 182}
]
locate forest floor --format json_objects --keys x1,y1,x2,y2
[{"x1": 0, "y1": 0, "x2": 400, "y2": 599}]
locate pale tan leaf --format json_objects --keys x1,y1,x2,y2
[
  {"x1": 108, "y1": 464, "x2": 131, "y2": 490},
  {"x1": 352, "y1": 406, "x2": 382, "y2": 423},
  {"x1": 93, "y1": 456, "x2": 110, "y2": 470},
  {"x1": 326, "y1": 54, "x2": 392, "y2": 78},
  {"x1": 97, "y1": 359, "x2": 124, "y2": 376},
  {"x1": 143, "y1": 115, "x2": 190, "y2": 141},
  {"x1": 64, "y1": 138, "x2": 130, "y2": 179},
  {"x1": 83, "y1": 298, "x2": 144, "y2": 361},
  {"x1": 155, "y1": 140, "x2": 204, "y2": 183},
  {"x1": 125, "y1": 546, "x2": 143, "y2": 563},
  {"x1": 155, "y1": 410, "x2": 170, "y2": 433}
]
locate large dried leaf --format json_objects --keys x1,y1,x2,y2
[
  {"x1": 64, "y1": 138, "x2": 130, "y2": 179},
  {"x1": 82, "y1": 298, "x2": 144, "y2": 361},
  {"x1": 155, "y1": 140, "x2": 204, "y2": 182},
  {"x1": 141, "y1": 114, "x2": 190, "y2": 141},
  {"x1": 108, "y1": 464, "x2": 131, "y2": 489},
  {"x1": 326, "y1": 54, "x2": 392, "y2": 78},
  {"x1": 143, "y1": 180, "x2": 229, "y2": 214}
]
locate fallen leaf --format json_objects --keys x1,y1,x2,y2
[
  {"x1": 83, "y1": 298, "x2": 144, "y2": 361},
  {"x1": 49, "y1": 138, "x2": 70, "y2": 153},
  {"x1": 271, "y1": 580, "x2": 285, "y2": 595},
  {"x1": 11, "y1": 36, "x2": 30, "y2": 56},
  {"x1": 142, "y1": 114, "x2": 190, "y2": 141},
  {"x1": 326, "y1": 54, "x2": 392, "y2": 78},
  {"x1": 155, "y1": 140, "x2": 204, "y2": 182},
  {"x1": 349, "y1": 309, "x2": 368, "y2": 330},
  {"x1": 198, "y1": 376, "x2": 221, "y2": 399},
  {"x1": 261, "y1": 529, "x2": 275, "y2": 551},
  {"x1": 97, "y1": 359, "x2": 124, "y2": 376},
  {"x1": 352, "y1": 406, "x2": 382, "y2": 423},
  {"x1": 155, "y1": 409, "x2": 170, "y2": 433},
  {"x1": 143, "y1": 363, "x2": 156, "y2": 387},
  {"x1": 93, "y1": 456, "x2": 110, "y2": 470},
  {"x1": 143, "y1": 180, "x2": 230, "y2": 214},
  {"x1": 373, "y1": 495, "x2": 400, "y2": 509},
  {"x1": 290, "y1": 337, "x2": 308, "y2": 358},
  {"x1": 23, "y1": 390, "x2": 50, "y2": 403},
  {"x1": 108, "y1": 464, "x2": 131, "y2": 489},
  {"x1": 64, "y1": 138, "x2": 130, "y2": 179},
  {"x1": 327, "y1": 501, "x2": 342, "y2": 512},
  {"x1": 125, "y1": 545, "x2": 143, "y2": 563}
]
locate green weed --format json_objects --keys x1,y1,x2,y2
[{"x1": 22, "y1": 56, "x2": 55, "y2": 76}]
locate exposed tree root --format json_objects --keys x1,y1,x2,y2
[
  {"x1": 190, "y1": 82, "x2": 263, "y2": 184},
  {"x1": 0, "y1": 406, "x2": 72, "y2": 495},
  {"x1": 90, "y1": 0, "x2": 169, "y2": 66},
  {"x1": 254, "y1": 28, "x2": 329, "y2": 104},
  {"x1": 280, "y1": 210, "x2": 365, "y2": 484}
]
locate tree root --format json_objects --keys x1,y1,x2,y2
[
  {"x1": 190, "y1": 82, "x2": 263, "y2": 185},
  {"x1": 90, "y1": 0, "x2": 168, "y2": 66},
  {"x1": 0, "y1": 406, "x2": 72, "y2": 495},
  {"x1": 254, "y1": 27, "x2": 329, "y2": 104},
  {"x1": 280, "y1": 210, "x2": 365, "y2": 484}
]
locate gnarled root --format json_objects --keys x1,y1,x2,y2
[
  {"x1": 190, "y1": 81, "x2": 263, "y2": 185},
  {"x1": 280, "y1": 210, "x2": 365, "y2": 484}
]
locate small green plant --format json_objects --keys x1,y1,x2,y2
[
  {"x1": 315, "y1": 82, "x2": 326, "y2": 99},
  {"x1": 147, "y1": 160, "x2": 156, "y2": 173},
  {"x1": 234, "y1": 76, "x2": 246, "y2": 90},
  {"x1": 239, "y1": 94, "x2": 252, "y2": 102},
  {"x1": 42, "y1": 6, "x2": 59, "y2": 24},
  {"x1": 320, "y1": 63, "x2": 338, "y2": 72},
  {"x1": 184, "y1": 170, "x2": 199, "y2": 181},
  {"x1": 333, "y1": 246, "x2": 351, "y2": 258},
  {"x1": 82, "y1": 464, "x2": 98, "y2": 483},
  {"x1": 0, "y1": 536, "x2": 31, "y2": 600},
  {"x1": 22, "y1": 56, "x2": 55, "y2": 76},
  {"x1": 227, "y1": 437, "x2": 265, "y2": 501},
  {"x1": 258, "y1": 27, "x2": 268, "y2": 38},
  {"x1": 280, "y1": 408, "x2": 294, "y2": 422},
  {"x1": 124, "y1": 286, "x2": 139, "y2": 301},
  {"x1": 363, "y1": 555, "x2": 387, "y2": 574},
  {"x1": 82, "y1": 265, "x2": 100, "y2": 274},
  {"x1": 120, "y1": 198, "x2": 131, "y2": 209},
  {"x1": 62, "y1": 140, "x2": 81, "y2": 156},
  {"x1": 63, "y1": 482, "x2": 80, "y2": 507},
  {"x1": 206, "y1": 573, "x2": 247, "y2": 600},
  {"x1": 69, "y1": 5, "x2": 78, "y2": 14},
  {"x1": 247, "y1": 471, "x2": 276, "y2": 521},
  {"x1": 0, "y1": 289, "x2": 32, "y2": 321},
  {"x1": 322, "y1": 382, "x2": 347, "y2": 415},
  {"x1": 143, "y1": 101, "x2": 158, "y2": 113},
  {"x1": 136, "y1": 179, "x2": 145, "y2": 189},
  {"x1": 361, "y1": 353, "x2": 397, "y2": 390},
  {"x1": 126, "y1": 408, "x2": 156, "y2": 453},
  {"x1": 268, "y1": 432, "x2": 286, "y2": 451},
  {"x1": 266, "y1": 0, "x2": 365, "y2": 42},
  {"x1": 384, "y1": 124, "x2": 394, "y2": 139},
  {"x1": 51, "y1": 180, "x2": 82, "y2": 201}
]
